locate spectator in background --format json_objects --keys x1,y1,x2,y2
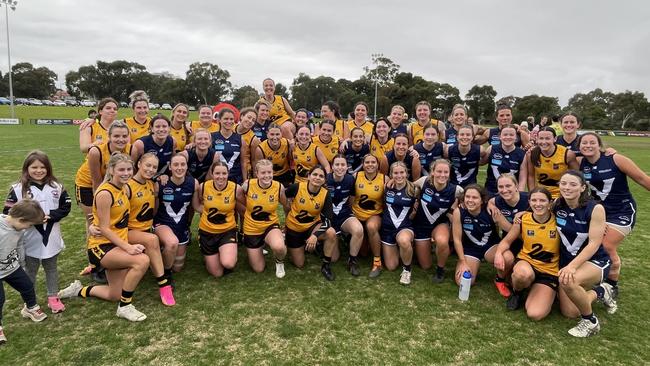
[
  {"x1": 550, "y1": 115, "x2": 563, "y2": 136},
  {"x1": 88, "y1": 110, "x2": 97, "y2": 120}
]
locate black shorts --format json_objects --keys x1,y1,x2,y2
[
  {"x1": 75, "y1": 185, "x2": 93, "y2": 207},
  {"x1": 199, "y1": 229, "x2": 237, "y2": 256},
  {"x1": 274, "y1": 171, "x2": 295, "y2": 187},
  {"x1": 285, "y1": 222, "x2": 321, "y2": 249},
  {"x1": 515, "y1": 258, "x2": 558, "y2": 290},
  {"x1": 87, "y1": 243, "x2": 116, "y2": 271},
  {"x1": 243, "y1": 224, "x2": 280, "y2": 249}
]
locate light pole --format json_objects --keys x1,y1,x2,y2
[
  {"x1": 1, "y1": 0, "x2": 16, "y2": 119},
  {"x1": 371, "y1": 53, "x2": 383, "y2": 122}
]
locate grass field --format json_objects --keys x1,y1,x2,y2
[{"x1": 0, "y1": 107, "x2": 649, "y2": 365}]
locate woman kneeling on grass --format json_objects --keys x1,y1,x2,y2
[
  {"x1": 494, "y1": 187, "x2": 559, "y2": 320},
  {"x1": 284, "y1": 165, "x2": 337, "y2": 280},
  {"x1": 197, "y1": 161, "x2": 244, "y2": 278},
  {"x1": 59, "y1": 154, "x2": 150, "y2": 322}
]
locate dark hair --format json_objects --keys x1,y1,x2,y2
[
  {"x1": 295, "y1": 108, "x2": 309, "y2": 119},
  {"x1": 88, "y1": 109, "x2": 98, "y2": 118},
  {"x1": 20, "y1": 150, "x2": 59, "y2": 199},
  {"x1": 463, "y1": 184, "x2": 488, "y2": 207},
  {"x1": 372, "y1": 118, "x2": 390, "y2": 139},
  {"x1": 499, "y1": 124, "x2": 518, "y2": 135},
  {"x1": 8, "y1": 199, "x2": 45, "y2": 224},
  {"x1": 308, "y1": 164, "x2": 326, "y2": 177},
  {"x1": 150, "y1": 113, "x2": 171, "y2": 132},
  {"x1": 97, "y1": 98, "x2": 118, "y2": 116},
  {"x1": 319, "y1": 119, "x2": 336, "y2": 130},
  {"x1": 354, "y1": 101, "x2": 369, "y2": 113},
  {"x1": 530, "y1": 127, "x2": 557, "y2": 167},
  {"x1": 528, "y1": 187, "x2": 553, "y2": 203},
  {"x1": 332, "y1": 153, "x2": 348, "y2": 166},
  {"x1": 577, "y1": 132, "x2": 605, "y2": 153},
  {"x1": 392, "y1": 133, "x2": 409, "y2": 146},
  {"x1": 362, "y1": 153, "x2": 379, "y2": 167},
  {"x1": 495, "y1": 104, "x2": 512, "y2": 115},
  {"x1": 219, "y1": 107, "x2": 236, "y2": 120},
  {"x1": 210, "y1": 160, "x2": 230, "y2": 174},
  {"x1": 560, "y1": 111, "x2": 581, "y2": 126},
  {"x1": 322, "y1": 101, "x2": 342, "y2": 120},
  {"x1": 350, "y1": 127, "x2": 365, "y2": 138},
  {"x1": 554, "y1": 170, "x2": 592, "y2": 208}
]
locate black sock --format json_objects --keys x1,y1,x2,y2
[
  {"x1": 119, "y1": 290, "x2": 134, "y2": 307},
  {"x1": 348, "y1": 255, "x2": 357, "y2": 263},
  {"x1": 495, "y1": 276, "x2": 506, "y2": 283},
  {"x1": 403, "y1": 264, "x2": 412, "y2": 272},
  {"x1": 323, "y1": 256, "x2": 331, "y2": 264},
  {"x1": 79, "y1": 285, "x2": 95, "y2": 298},
  {"x1": 581, "y1": 313, "x2": 597, "y2": 324},
  {"x1": 156, "y1": 275, "x2": 169, "y2": 288},
  {"x1": 164, "y1": 268, "x2": 173, "y2": 279},
  {"x1": 594, "y1": 285, "x2": 605, "y2": 300},
  {"x1": 605, "y1": 278, "x2": 618, "y2": 287},
  {"x1": 436, "y1": 266, "x2": 445, "y2": 275}
]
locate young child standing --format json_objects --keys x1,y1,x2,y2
[
  {"x1": 3, "y1": 151, "x2": 71, "y2": 313},
  {"x1": 0, "y1": 199, "x2": 48, "y2": 345}
]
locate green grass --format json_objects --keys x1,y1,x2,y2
[{"x1": 1, "y1": 108, "x2": 650, "y2": 364}]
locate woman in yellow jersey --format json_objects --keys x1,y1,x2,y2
[
  {"x1": 347, "y1": 102, "x2": 374, "y2": 138},
  {"x1": 316, "y1": 101, "x2": 349, "y2": 140},
  {"x1": 238, "y1": 159, "x2": 289, "y2": 278},
  {"x1": 261, "y1": 78, "x2": 295, "y2": 139},
  {"x1": 75, "y1": 121, "x2": 131, "y2": 227},
  {"x1": 409, "y1": 101, "x2": 444, "y2": 145},
  {"x1": 235, "y1": 107, "x2": 261, "y2": 178},
  {"x1": 494, "y1": 187, "x2": 559, "y2": 320},
  {"x1": 169, "y1": 103, "x2": 190, "y2": 152},
  {"x1": 60, "y1": 154, "x2": 150, "y2": 322},
  {"x1": 197, "y1": 161, "x2": 245, "y2": 278},
  {"x1": 124, "y1": 90, "x2": 151, "y2": 143},
  {"x1": 293, "y1": 125, "x2": 330, "y2": 183},
  {"x1": 351, "y1": 154, "x2": 385, "y2": 278},
  {"x1": 369, "y1": 118, "x2": 394, "y2": 160},
  {"x1": 284, "y1": 165, "x2": 338, "y2": 280},
  {"x1": 188, "y1": 105, "x2": 219, "y2": 138},
  {"x1": 526, "y1": 127, "x2": 578, "y2": 198},
  {"x1": 124, "y1": 153, "x2": 175, "y2": 306},
  {"x1": 254, "y1": 124, "x2": 294, "y2": 186},
  {"x1": 79, "y1": 98, "x2": 119, "y2": 153},
  {"x1": 312, "y1": 120, "x2": 340, "y2": 163}
]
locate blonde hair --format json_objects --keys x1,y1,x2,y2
[
  {"x1": 389, "y1": 161, "x2": 417, "y2": 198},
  {"x1": 255, "y1": 159, "x2": 273, "y2": 174},
  {"x1": 427, "y1": 159, "x2": 451, "y2": 186},
  {"x1": 103, "y1": 153, "x2": 133, "y2": 183},
  {"x1": 129, "y1": 90, "x2": 150, "y2": 109}
]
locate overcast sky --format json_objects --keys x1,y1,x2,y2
[{"x1": 4, "y1": 0, "x2": 649, "y2": 105}]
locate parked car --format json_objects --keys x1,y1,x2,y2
[
  {"x1": 120, "y1": 102, "x2": 129, "y2": 108},
  {"x1": 80, "y1": 100, "x2": 96, "y2": 107},
  {"x1": 148, "y1": 103, "x2": 160, "y2": 109},
  {"x1": 0, "y1": 97, "x2": 10, "y2": 105},
  {"x1": 41, "y1": 100, "x2": 54, "y2": 106},
  {"x1": 53, "y1": 100, "x2": 66, "y2": 106},
  {"x1": 161, "y1": 103, "x2": 172, "y2": 110},
  {"x1": 15, "y1": 98, "x2": 29, "y2": 105},
  {"x1": 28, "y1": 98, "x2": 43, "y2": 106},
  {"x1": 189, "y1": 106, "x2": 196, "y2": 111},
  {"x1": 65, "y1": 99, "x2": 78, "y2": 106}
]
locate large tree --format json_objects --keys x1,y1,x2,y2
[
  {"x1": 7, "y1": 62, "x2": 57, "y2": 99},
  {"x1": 65, "y1": 60, "x2": 151, "y2": 101},
  {"x1": 185, "y1": 62, "x2": 231, "y2": 105},
  {"x1": 512, "y1": 94, "x2": 561, "y2": 123},
  {"x1": 465, "y1": 85, "x2": 497, "y2": 123},
  {"x1": 231, "y1": 85, "x2": 260, "y2": 109}
]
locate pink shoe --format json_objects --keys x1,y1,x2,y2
[
  {"x1": 159, "y1": 285, "x2": 176, "y2": 306},
  {"x1": 47, "y1": 296, "x2": 66, "y2": 313}
]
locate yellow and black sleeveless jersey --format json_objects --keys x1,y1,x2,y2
[
  {"x1": 352, "y1": 172, "x2": 385, "y2": 221},
  {"x1": 75, "y1": 142, "x2": 131, "y2": 188},
  {"x1": 286, "y1": 182, "x2": 329, "y2": 232},
  {"x1": 534, "y1": 144, "x2": 568, "y2": 199},
  {"x1": 199, "y1": 180, "x2": 237, "y2": 234},
  {"x1": 259, "y1": 138, "x2": 290, "y2": 176},
  {"x1": 89, "y1": 120, "x2": 109, "y2": 147},
  {"x1": 312, "y1": 135, "x2": 340, "y2": 163},
  {"x1": 347, "y1": 120, "x2": 375, "y2": 137},
  {"x1": 88, "y1": 182, "x2": 129, "y2": 249},
  {"x1": 334, "y1": 119, "x2": 346, "y2": 138},
  {"x1": 518, "y1": 212, "x2": 560, "y2": 276},
  {"x1": 243, "y1": 179, "x2": 280, "y2": 235},
  {"x1": 239, "y1": 128, "x2": 256, "y2": 148},
  {"x1": 191, "y1": 120, "x2": 220, "y2": 135},
  {"x1": 170, "y1": 125, "x2": 188, "y2": 151},
  {"x1": 370, "y1": 136, "x2": 394, "y2": 159},
  {"x1": 262, "y1": 95, "x2": 291, "y2": 125},
  {"x1": 293, "y1": 142, "x2": 319, "y2": 183},
  {"x1": 125, "y1": 116, "x2": 151, "y2": 142},
  {"x1": 126, "y1": 178, "x2": 155, "y2": 231},
  {"x1": 410, "y1": 119, "x2": 440, "y2": 144}
]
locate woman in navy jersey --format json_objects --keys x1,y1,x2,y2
[
  {"x1": 413, "y1": 159, "x2": 461, "y2": 282},
  {"x1": 445, "y1": 104, "x2": 479, "y2": 146},
  {"x1": 212, "y1": 108, "x2": 247, "y2": 184},
  {"x1": 326, "y1": 155, "x2": 364, "y2": 276},
  {"x1": 452, "y1": 184, "x2": 507, "y2": 295},
  {"x1": 483, "y1": 125, "x2": 526, "y2": 197},
  {"x1": 478, "y1": 105, "x2": 529, "y2": 148},
  {"x1": 487, "y1": 174, "x2": 529, "y2": 256},
  {"x1": 554, "y1": 171, "x2": 617, "y2": 337},
  {"x1": 444, "y1": 125, "x2": 488, "y2": 188},
  {"x1": 556, "y1": 112, "x2": 582, "y2": 156},
  {"x1": 343, "y1": 127, "x2": 371, "y2": 174},
  {"x1": 180, "y1": 129, "x2": 218, "y2": 182},
  {"x1": 252, "y1": 101, "x2": 271, "y2": 142},
  {"x1": 578, "y1": 132, "x2": 650, "y2": 298},
  {"x1": 386, "y1": 134, "x2": 421, "y2": 181},
  {"x1": 381, "y1": 162, "x2": 419, "y2": 285},
  {"x1": 388, "y1": 105, "x2": 408, "y2": 138},
  {"x1": 413, "y1": 126, "x2": 445, "y2": 178},
  {"x1": 154, "y1": 154, "x2": 200, "y2": 275},
  {"x1": 131, "y1": 114, "x2": 176, "y2": 178}
]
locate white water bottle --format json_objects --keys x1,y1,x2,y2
[{"x1": 458, "y1": 270, "x2": 472, "y2": 301}]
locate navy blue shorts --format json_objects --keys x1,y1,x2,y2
[
  {"x1": 463, "y1": 243, "x2": 496, "y2": 261},
  {"x1": 155, "y1": 222, "x2": 191, "y2": 245},
  {"x1": 332, "y1": 212, "x2": 353, "y2": 234},
  {"x1": 381, "y1": 227, "x2": 414, "y2": 246},
  {"x1": 413, "y1": 220, "x2": 449, "y2": 241}
]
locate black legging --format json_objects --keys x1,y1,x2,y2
[{"x1": 1, "y1": 267, "x2": 37, "y2": 325}]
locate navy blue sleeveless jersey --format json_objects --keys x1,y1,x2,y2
[
  {"x1": 494, "y1": 191, "x2": 529, "y2": 254},
  {"x1": 556, "y1": 135, "x2": 581, "y2": 157},
  {"x1": 488, "y1": 127, "x2": 523, "y2": 148},
  {"x1": 211, "y1": 131, "x2": 243, "y2": 184},
  {"x1": 581, "y1": 154, "x2": 636, "y2": 228},
  {"x1": 344, "y1": 144, "x2": 370, "y2": 174},
  {"x1": 187, "y1": 147, "x2": 216, "y2": 182},
  {"x1": 386, "y1": 151, "x2": 416, "y2": 181},
  {"x1": 445, "y1": 126, "x2": 459, "y2": 145},
  {"x1": 326, "y1": 173, "x2": 355, "y2": 232},
  {"x1": 485, "y1": 144, "x2": 525, "y2": 196},
  {"x1": 382, "y1": 186, "x2": 416, "y2": 234},
  {"x1": 414, "y1": 142, "x2": 444, "y2": 176},
  {"x1": 139, "y1": 135, "x2": 174, "y2": 176},
  {"x1": 389, "y1": 123, "x2": 408, "y2": 138},
  {"x1": 553, "y1": 199, "x2": 609, "y2": 267},
  {"x1": 459, "y1": 206, "x2": 500, "y2": 255},
  {"x1": 154, "y1": 175, "x2": 195, "y2": 243},
  {"x1": 448, "y1": 144, "x2": 480, "y2": 187},
  {"x1": 414, "y1": 180, "x2": 456, "y2": 228},
  {"x1": 252, "y1": 120, "x2": 270, "y2": 142}
]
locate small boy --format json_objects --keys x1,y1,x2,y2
[{"x1": 0, "y1": 199, "x2": 47, "y2": 345}]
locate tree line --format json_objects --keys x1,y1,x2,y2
[{"x1": 1, "y1": 55, "x2": 649, "y2": 130}]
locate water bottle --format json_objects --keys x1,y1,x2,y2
[{"x1": 458, "y1": 270, "x2": 472, "y2": 301}]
